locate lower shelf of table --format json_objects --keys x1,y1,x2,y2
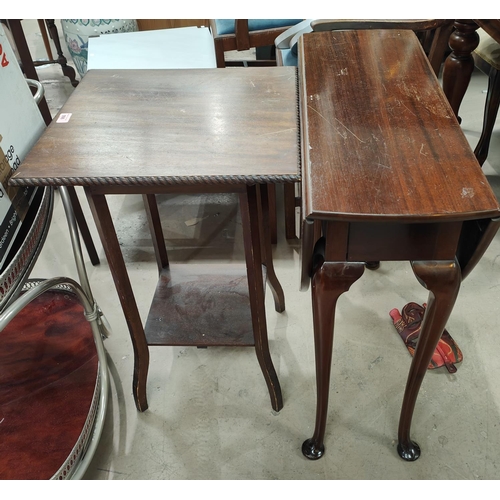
[{"x1": 144, "y1": 263, "x2": 265, "y2": 347}]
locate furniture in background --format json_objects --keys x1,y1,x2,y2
[
  {"x1": 209, "y1": 19, "x2": 302, "y2": 68},
  {"x1": 87, "y1": 26, "x2": 216, "y2": 69},
  {"x1": 61, "y1": 19, "x2": 139, "y2": 77},
  {"x1": 12, "y1": 67, "x2": 300, "y2": 415},
  {"x1": 298, "y1": 29, "x2": 500, "y2": 461},
  {"x1": 137, "y1": 19, "x2": 209, "y2": 31},
  {"x1": 443, "y1": 20, "x2": 500, "y2": 118},
  {"x1": 275, "y1": 18, "x2": 455, "y2": 240},
  {"x1": 472, "y1": 28, "x2": 500, "y2": 166},
  {"x1": 0, "y1": 19, "x2": 100, "y2": 267},
  {"x1": 276, "y1": 19, "x2": 454, "y2": 76},
  {"x1": 1, "y1": 19, "x2": 70, "y2": 123},
  {"x1": 1, "y1": 19, "x2": 79, "y2": 88},
  {"x1": 0, "y1": 28, "x2": 109, "y2": 478}
]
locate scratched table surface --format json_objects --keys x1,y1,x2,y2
[
  {"x1": 299, "y1": 30, "x2": 500, "y2": 223},
  {"x1": 12, "y1": 67, "x2": 300, "y2": 187}
]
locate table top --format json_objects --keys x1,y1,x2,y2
[
  {"x1": 299, "y1": 29, "x2": 500, "y2": 223},
  {"x1": 12, "y1": 67, "x2": 300, "y2": 188},
  {"x1": 87, "y1": 27, "x2": 217, "y2": 70}
]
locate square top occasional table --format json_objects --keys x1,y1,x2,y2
[
  {"x1": 12, "y1": 67, "x2": 300, "y2": 413},
  {"x1": 297, "y1": 30, "x2": 500, "y2": 461}
]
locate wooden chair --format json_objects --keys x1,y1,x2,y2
[
  {"x1": 472, "y1": 28, "x2": 500, "y2": 166},
  {"x1": 209, "y1": 19, "x2": 302, "y2": 68},
  {"x1": 275, "y1": 19, "x2": 455, "y2": 240},
  {"x1": 276, "y1": 19, "x2": 454, "y2": 76},
  {"x1": 0, "y1": 27, "x2": 109, "y2": 479}
]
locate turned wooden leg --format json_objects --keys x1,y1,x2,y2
[
  {"x1": 240, "y1": 184, "x2": 283, "y2": 411},
  {"x1": 397, "y1": 260, "x2": 461, "y2": 461},
  {"x1": 85, "y1": 190, "x2": 149, "y2": 412},
  {"x1": 302, "y1": 261, "x2": 365, "y2": 460},
  {"x1": 442, "y1": 20, "x2": 480, "y2": 119},
  {"x1": 257, "y1": 184, "x2": 285, "y2": 313}
]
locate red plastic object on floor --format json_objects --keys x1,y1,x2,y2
[{"x1": 389, "y1": 302, "x2": 463, "y2": 374}]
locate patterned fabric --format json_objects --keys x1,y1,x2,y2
[
  {"x1": 389, "y1": 302, "x2": 463, "y2": 373},
  {"x1": 475, "y1": 28, "x2": 500, "y2": 70},
  {"x1": 61, "y1": 19, "x2": 139, "y2": 77}
]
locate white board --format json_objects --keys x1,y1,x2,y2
[
  {"x1": 87, "y1": 26, "x2": 217, "y2": 70},
  {"x1": 0, "y1": 24, "x2": 44, "y2": 267}
]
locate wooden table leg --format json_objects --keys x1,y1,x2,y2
[
  {"x1": 240, "y1": 184, "x2": 283, "y2": 412},
  {"x1": 302, "y1": 261, "x2": 365, "y2": 460},
  {"x1": 258, "y1": 184, "x2": 285, "y2": 313},
  {"x1": 267, "y1": 183, "x2": 277, "y2": 244},
  {"x1": 143, "y1": 194, "x2": 169, "y2": 274},
  {"x1": 85, "y1": 190, "x2": 149, "y2": 412},
  {"x1": 442, "y1": 20, "x2": 480, "y2": 118},
  {"x1": 397, "y1": 259, "x2": 461, "y2": 461},
  {"x1": 284, "y1": 182, "x2": 297, "y2": 240},
  {"x1": 65, "y1": 186, "x2": 100, "y2": 266}
]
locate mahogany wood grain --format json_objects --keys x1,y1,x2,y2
[
  {"x1": 300, "y1": 30, "x2": 499, "y2": 223},
  {"x1": 299, "y1": 30, "x2": 500, "y2": 461},
  {"x1": 310, "y1": 19, "x2": 454, "y2": 78},
  {"x1": 12, "y1": 68, "x2": 299, "y2": 188}
]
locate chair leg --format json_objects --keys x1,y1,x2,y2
[
  {"x1": 214, "y1": 39, "x2": 226, "y2": 68},
  {"x1": 474, "y1": 67, "x2": 500, "y2": 166},
  {"x1": 44, "y1": 20, "x2": 79, "y2": 87}
]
